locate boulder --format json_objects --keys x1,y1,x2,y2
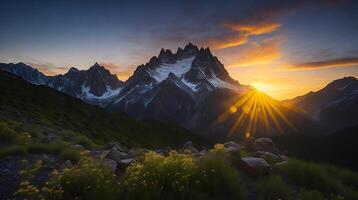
[
  {"x1": 60, "y1": 160, "x2": 73, "y2": 170},
  {"x1": 41, "y1": 133, "x2": 56, "y2": 144},
  {"x1": 253, "y1": 138, "x2": 279, "y2": 154},
  {"x1": 253, "y1": 151, "x2": 280, "y2": 163},
  {"x1": 224, "y1": 141, "x2": 241, "y2": 150},
  {"x1": 109, "y1": 142, "x2": 128, "y2": 153},
  {"x1": 118, "y1": 158, "x2": 135, "y2": 169},
  {"x1": 105, "y1": 148, "x2": 128, "y2": 163},
  {"x1": 182, "y1": 141, "x2": 199, "y2": 154},
  {"x1": 103, "y1": 159, "x2": 118, "y2": 172},
  {"x1": 238, "y1": 157, "x2": 271, "y2": 176}
]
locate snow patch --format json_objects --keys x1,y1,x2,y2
[
  {"x1": 81, "y1": 84, "x2": 122, "y2": 100},
  {"x1": 148, "y1": 56, "x2": 195, "y2": 83}
]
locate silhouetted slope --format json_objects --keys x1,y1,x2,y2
[{"x1": 0, "y1": 70, "x2": 208, "y2": 148}]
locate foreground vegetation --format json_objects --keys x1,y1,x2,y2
[{"x1": 11, "y1": 144, "x2": 358, "y2": 200}]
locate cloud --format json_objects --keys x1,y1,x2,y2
[
  {"x1": 219, "y1": 36, "x2": 283, "y2": 67},
  {"x1": 26, "y1": 62, "x2": 67, "y2": 76},
  {"x1": 288, "y1": 57, "x2": 358, "y2": 69}
]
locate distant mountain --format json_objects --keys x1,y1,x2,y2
[
  {"x1": 107, "y1": 43, "x2": 318, "y2": 138},
  {"x1": 0, "y1": 62, "x2": 124, "y2": 106},
  {"x1": 1, "y1": 43, "x2": 319, "y2": 138},
  {"x1": 286, "y1": 76, "x2": 358, "y2": 130}
]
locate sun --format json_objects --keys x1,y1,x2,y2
[{"x1": 251, "y1": 82, "x2": 272, "y2": 93}]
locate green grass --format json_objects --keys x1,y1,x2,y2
[
  {"x1": 257, "y1": 175, "x2": 293, "y2": 200},
  {"x1": 0, "y1": 145, "x2": 28, "y2": 156},
  {"x1": 274, "y1": 159, "x2": 358, "y2": 198},
  {"x1": 0, "y1": 71, "x2": 211, "y2": 149},
  {"x1": 299, "y1": 189, "x2": 324, "y2": 200},
  {"x1": 59, "y1": 149, "x2": 80, "y2": 163}
]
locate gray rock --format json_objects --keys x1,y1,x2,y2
[
  {"x1": 254, "y1": 151, "x2": 280, "y2": 163},
  {"x1": 105, "y1": 148, "x2": 128, "y2": 163},
  {"x1": 60, "y1": 160, "x2": 73, "y2": 170},
  {"x1": 182, "y1": 141, "x2": 199, "y2": 154},
  {"x1": 41, "y1": 133, "x2": 56, "y2": 143},
  {"x1": 103, "y1": 159, "x2": 118, "y2": 172},
  {"x1": 109, "y1": 142, "x2": 128, "y2": 153},
  {"x1": 253, "y1": 138, "x2": 279, "y2": 154},
  {"x1": 239, "y1": 157, "x2": 271, "y2": 176},
  {"x1": 224, "y1": 141, "x2": 241, "y2": 150},
  {"x1": 118, "y1": 158, "x2": 135, "y2": 169}
]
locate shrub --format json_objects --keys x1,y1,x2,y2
[
  {"x1": 192, "y1": 152, "x2": 246, "y2": 200},
  {"x1": 59, "y1": 149, "x2": 80, "y2": 163},
  {"x1": 0, "y1": 121, "x2": 16, "y2": 140},
  {"x1": 28, "y1": 140, "x2": 71, "y2": 155},
  {"x1": 275, "y1": 159, "x2": 342, "y2": 195},
  {"x1": 299, "y1": 189, "x2": 324, "y2": 200},
  {"x1": 0, "y1": 145, "x2": 27, "y2": 156},
  {"x1": 257, "y1": 175, "x2": 293, "y2": 200},
  {"x1": 122, "y1": 151, "x2": 246, "y2": 200},
  {"x1": 75, "y1": 135, "x2": 94, "y2": 150},
  {"x1": 14, "y1": 132, "x2": 32, "y2": 145},
  {"x1": 15, "y1": 156, "x2": 119, "y2": 200}
]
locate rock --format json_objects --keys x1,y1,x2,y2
[
  {"x1": 60, "y1": 160, "x2": 73, "y2": 170},
  {"x1": 155, "y1": 147, "x2": 171, "y2": 156},
  {"x1": 117, "y1": 158, "x2": 135, "y2": 169},
  {"x1": 109, "y1": 142, "x2": 128, "y2": 153},
  {"x1": 182, "y1": 141, "x2": 199, "y2": 154},
  {"x1": 275, "y1": 161, "x2": 289, "y2": 166},
  {"x1": 72, "y1": 144, "x2": 85, "y2": 151},
  {"x1": 41, "y1": 133, "x2": 56, "y2": 143},
  {"x1": 238, "y1": 157, "x2": 271, "y2": 177},
  {"x1": 253, "y1": 151, "x2": 280, "y2": 163},
  {"x1": 105, "y1": 148, "x2": 128, "y2": 163},
  {"x1": 103, "y1": 159, "x2": 117, "y2": 172},
  {"x1": 224, "y1": 141, "x2": 240, "y2": 150},
  {"x1": 253, "y1": 138, "x2": 279, "y2": 154}
]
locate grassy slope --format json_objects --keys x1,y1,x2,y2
[
  {"x1": 271, "y1": 125, "x2": 358, "y2": 170},
  {"x1": 0, "y1": 71, "x2": 209, "y2": 149}
]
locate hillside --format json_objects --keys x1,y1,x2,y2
[{"x1": 0, "y1": 70, "x2": 208, "y2": 149}]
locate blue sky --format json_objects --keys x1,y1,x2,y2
[{"x1": 1, "y1": 0, "x2": 358, "y2": 99}]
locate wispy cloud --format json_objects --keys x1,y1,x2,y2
[
  {"x1": 26, "y1": 62, "x2": 68, "y2": 76},
  {"x1": 219, "y1": 36, "x2": 284, "y2": 67},
  {"x1": 288, "y1": 57, "x2": 358, "y2": 70}
]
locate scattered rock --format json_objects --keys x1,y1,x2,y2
[
  {"x1": 117, "y1": 158, "x2": 135, "y2": 169},
  {"x1": 239, "y1": 157, "x2": 271, "y2": 177},
  {"x1": 253, "y1": 151, "x2": 280, "y2": 163},
  {"x1": 105, "y1": 148, "x2": 128, "y2": 163},
  {"x1": 182, "y1": 141, "x2": 199, "y2": 154},
  {"x1": 253, "y1": 138, "x2": 279, "y2": 154},
  {"x1": 103, "y1": 159, "x2": 118, "y2": 172},
  {"x1": 109, "y1": 142, "x2": 128, "y2": 153},
  {"x1": 60, "y1": 160, "x2": 73, "y2": 170},
  {"x1": 224, "y1": 141, "x2": 241, "y2": 150},
  {"x1": 41, "y1": 133, "x2": 56, "y2": 144}
]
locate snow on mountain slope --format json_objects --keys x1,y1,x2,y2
[{"x1": 147, "y1": 56, "x2": 195, "y2": 83}]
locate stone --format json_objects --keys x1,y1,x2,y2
[
  {"x1": 103, "y1": 159, "x2": 118, "y2": 172},
  {"x1": 41, "y1": 133, "x2": 56, "y2": 143},
  {"x1": 117, "y1": 158, "x2": 135, "y2": 169},
  {"x1": 254, "y1": 151, "x2": 280, "y2": 163},
  {"x1": 238, "y1": 157, "x2": 271, "y2": 176},
  {"x1": 224, "y1": 141, "x2": 241, "y2": 150},
  {"x1": 60, "y1": 160, "x2": 73, "y2": 170},
  {"x1": 182, "y1": 141, "x2": 199, "y2": 154},
  {"x1": 105, "y1": 148, "x2": 128, "y2": 163},
  {"x1": 253, "y1": 138, "x2": 279, "y2": 154}
]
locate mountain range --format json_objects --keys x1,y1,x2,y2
[{"x1": 2, "y1": 43, "x2": 357, "y2": 137}]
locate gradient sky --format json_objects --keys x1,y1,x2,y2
[{"x1": 1, "y1": 0, "x2": 358, "y2": 100}]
